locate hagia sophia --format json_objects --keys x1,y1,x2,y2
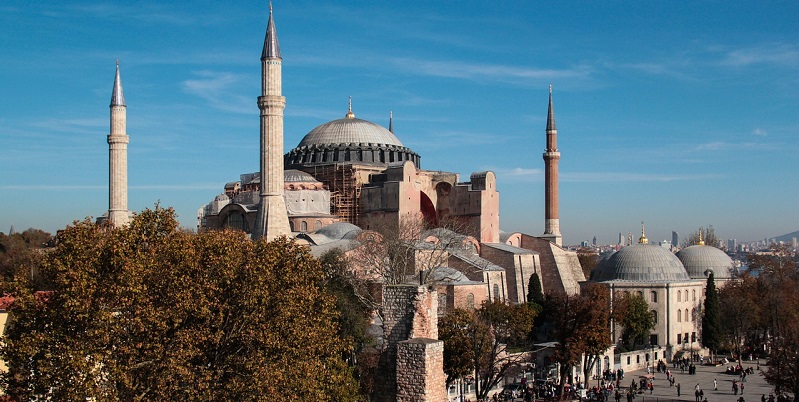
[{"x1": 100, "y1": 4, "x2": 737, "y2": 393}]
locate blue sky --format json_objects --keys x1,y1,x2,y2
[{"x1": 1, "y1": 1, "x2": 797, "y2": 245}]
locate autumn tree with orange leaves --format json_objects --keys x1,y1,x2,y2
[{"x1": 0, "y1": 207, "x2": 360, "y2": 401}]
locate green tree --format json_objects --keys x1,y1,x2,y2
[
  {"x1": 319, "y1": 248, "x2": 375, "y2": 398},
  {"x1": 701, "y1": 273, "x2": 722, "y2": 358},
  {"x1": 619, "y1": 293, "x2": 654, "y2": 349},
  {"x1": 439, "y1": 300, "x2": 536, "y2": 400},
  {"x1": 526, "y1": 272, "x2": 544, "y2": 308},
  {"x1": 0, "y1": 207, "x2": 360, "y2": 401},
  {"x1": 549, "y1": 284, "x2": 613, "y2": 393}
]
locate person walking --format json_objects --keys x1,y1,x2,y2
[
  {"x1": 714, "y1": 379, "x2": 717, "y2": 391},
  {"x1": 677, "y1": 383, "x2": 681, "y2": 397}
]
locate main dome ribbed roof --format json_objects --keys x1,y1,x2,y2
[
  {"x1": 676, "y1": 245, "x2": 734, "y2": 279},
  {"x1": 593, "y1": 244, "x2": 690, "y2": 282},
  {"x1": 297, "y1": 118, "x2": 404, "y2": 147}
]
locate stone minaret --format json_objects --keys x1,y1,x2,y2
[
  {"x1": 252, "y1": 4, "x2": 291, "y2": 240},
  {"x1": 108, "y1": 60, "x2": 130, "y2": 226},
  {"x1": 542, "y1": 85, "x2": 562, "y2": 246}
]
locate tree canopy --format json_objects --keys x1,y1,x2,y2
[
  {"x1": 701, "y1": 273, "x2": 722, "y2": 353},
  {"x1": 617, "y1": 293, "x2": 654, "y2": 350},
  {"x1": 439, "y1": 300, "x2": 536, "y2": 400},
  {"x1": 0, "y1": 207, "x2": 359, "y2": 401},
  {"x1": 548, "y1": 284, "x2": 613, "y2": 391}
]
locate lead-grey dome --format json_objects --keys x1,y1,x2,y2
[
  {"x1": 298, "y1": 118, "x2": 404, "y2": 148},
  {"x1": 285, "y1": 108, "x2": 420, "y2": 168},
  {"x1": 593, "y1": 244, "x2": 690, "y2": 282},
  {"x1": 676, "y1": 245, "x2": 734, "y2": 279}
]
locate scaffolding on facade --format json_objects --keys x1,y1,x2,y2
[{"x1": 307, "y1": 163, "x2": 361, "y2": 225}]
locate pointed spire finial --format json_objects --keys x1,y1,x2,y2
[
  {"x1": 261, "y1": 2, "x2": 281, "y2": 60},
  {"x1": 345, "y1": 96, "x2": 355, "y2": 119},
  {"x1": 111, "y1": 60, "x2": 126, "y2": 107},
  {"x1": 698, "y1": 227, "x2": 705, "y2": 246},
  {"x1": 639, "y1": 221, "x2": 649, "y2": 244},
  {"x1": 389, "y1": 110, "x2": 394, "y2": 133}
]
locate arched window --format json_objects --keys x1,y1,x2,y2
[
  {"x1": 677, "y1": 309, "x2": 682, "y2": 322},
  {"x1": 314, "y1": 220, "x2": 322, "y2": 230},
  {"x1": 300, "y1": 221, "x2": 308, "y2": 232},
  {"x1": 651, "y1": 291, "x2": 657, "y2": 303},
  {"x1": 651, "y1": 310, "x2": 658, "y2": 324},
  {"x1": 692, "y1": 289, "x2": 696, "y2": 301},
  {"x1": 637, "y1": 291, "x2": 643, "y2": 298},
  {"x1": 466, "y1": 293, "x2": 475, "y2": 310},
  {"x1": 685, "y1": 309, "x2": 690, "y2": 322},
  {"x1": 493, "y1": 284, "x2": 500, "y2": 301},
  {"x1": 677, "y1": 291, "x2": 681, "y2": 302}
]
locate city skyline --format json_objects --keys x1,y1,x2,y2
[{"x1": 1, "y1": 1, "x2": 797, "y2": 244}]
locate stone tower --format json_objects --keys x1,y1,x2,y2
[
  {"x1": 107, "y1": 60, "x2": 130, "y2": 226},
  {"x1": 541, "y1": 85, "x2": 562, "y2": 246},
  {"x1": 252, "y1": 4, "x2": 291, "y2": 241}
]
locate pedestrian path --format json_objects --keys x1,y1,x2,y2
[{"x1": 625, "y1": 359, "x2": 777, "y2": 402}]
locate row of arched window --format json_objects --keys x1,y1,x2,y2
[
  {"x1": 676, "y1": 289, "x2": 697, "y2": 302},
  {"x1": 677, "y1": 308, "x2": 695, "y2": 322},
  {"x1": 289, "y1": 220, "x2": 323, "y2": 233}
]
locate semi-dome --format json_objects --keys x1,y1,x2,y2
[
  {"x1": 315, "y1": 221, "x2": 362, "y2": 241},
  {"x1": 593, "y1": 244, "x2": 690, "y2": 282},
  {"x1": 285, "y1": 103, "x2": 420, "y2": 168},
  {"x1": 676, "y1": 245, "x2": 735, "y2": 279},
  {"x1": 284, "y1": 169, "x2": 319, "y2": 183}
]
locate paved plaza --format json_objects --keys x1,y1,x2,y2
[{"x1": 620, "y1": 359, "x2": 781, "y2": 402}]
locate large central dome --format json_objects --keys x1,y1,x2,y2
[
  {"x1": 285, "y1": 103, "x2": 420, "y2": 168},
  {"x1": 592, "y1": 244, "x2": 691, "y2": 282},
  {"x1": 297, "y1": 117, "x2": 404, "y2": 148}
]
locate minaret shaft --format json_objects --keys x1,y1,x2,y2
[
  {"x1": 253, "y1": 7, "x2": 290, "y2": 240},
  {"x1": 108, "y1": 62, "x2": 129, "y2": 226},
  {"x1": 542, "y1": 86, "x2": 561, "y2": 246}
]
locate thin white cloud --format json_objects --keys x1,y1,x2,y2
[
  {"x1": 721, "y1": 43, "x2": 799, "y2": 68},
  {"x1": 181, "y1": 71, "x2": 253, "y2": 114},
  {"x1": 752, "y1": 128, "x2": 767, "y2": 136},
  {"x1": 388, "y1": 57, "x2": 593, "y2": 85}
]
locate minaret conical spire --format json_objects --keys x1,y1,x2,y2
[
  {"x1": 261, "y1": 2, "x2": 281, "y2": 60},
  {"x1": 111, "y1": 59, "x2": 126, "y2": 107},
  {"x1": 546, "y1": 83, "x2": 556, "y2": 132},
  {"x1": 389, "y1": 110, "x2": 394, "y2": 133}
]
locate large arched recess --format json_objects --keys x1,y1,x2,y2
[{"x1": 420, "y1": 191, "x2": 438, "y2": 227}]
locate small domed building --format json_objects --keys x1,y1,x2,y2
[{"x1": 587, "y1": 225, "x2": 710, "y2": 359}]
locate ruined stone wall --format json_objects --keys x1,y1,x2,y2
[
  {"x1": 374, "y1": 284, "x2": 445, "y2": 402},
  {"x1": 396, "y1": 339, "x2": 447, "y2": 402}
]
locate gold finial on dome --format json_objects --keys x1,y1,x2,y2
[
  {"x1": 639, "y1": 221, "x2": 649, "y2": 244},
  {"x1": 345, "y1": 96, "x2": 355, "y2": 119},
  {"x1": 698, "y1": 227, "x2": 705, "y2": 245}
]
